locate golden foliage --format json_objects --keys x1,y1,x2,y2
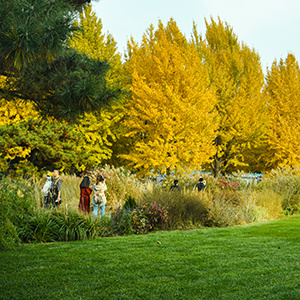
[
  {"x1": 193, "y1": 18, "x2": 267, "y2": 176},
  {"x1": 0, "y1": 75, "x2": 40, "y2": 164},
  {"x1": 123, "y1": 19, "x2": 218, "y2": 176},
  {"x1": 0, "y1": 76, "x2": 39, "y2": 125},
  {"x1": 68, "y1": 5, "x2": 127, "y2": 170},
  {"x1": 73, "y1": 108, "x2": 123, "y2": 171},
  {"x1": 263, "y1": 54, "x2": 300, "y2": 170}
]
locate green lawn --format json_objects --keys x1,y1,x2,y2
[{"x1": 1, "y1": 216, "x2": 300, "y2": 300}]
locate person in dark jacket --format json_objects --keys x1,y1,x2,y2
[
  {"x1": 49, "y1": 169, "x2": 63, "y2": 207},
  {"x1": 79, "y1": 175, "x2": 92, "y2": 214},
  {"x1": 195, "y1": 177, "x2": 206, "y2": 191},
  {"x1": 169, "y1": 179, "x2": 181, "y2": 191}
]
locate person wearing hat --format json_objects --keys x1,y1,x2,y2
[
  {"x1": 42, "y1": 171, "x2": 53, "y2": 208},
  {"x1": 195, "y1": 177, "x2": 206, "y2": 192},
  {"x1": 169, "y1": 179, "x2": 181, "y2": 191}
]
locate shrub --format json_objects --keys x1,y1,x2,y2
[
  {"x1": 201, "y1": 190, "x2": 247, "y2": 227},
  {"x1": 51, "y1": 210, "x2": 101, "y2": 242},
  {"x1": 217, "y1": 178, "x2": 240, "y2": 191},
  {"x1": 253, "y1": 189, "x2": 284, "y2": 220},
  {"x1": 258, "y1": 168, "x2": 300, "y2": 214},
  {"x1": 99, "y1": 201, "x2": 168, "y2": 236},
  {"x1": 83, "y1": 214, "x2": 102, "y2": 239},
  {"x1": 145, "y1": 202, "x2": 168, "y2": 230},
  {"x1": 0, "y1": 218, "x2": 20, "y2": 249},
  {"x1": 123, "y1": 196, "x2": 137, "y2": 210},
  {"x1": 98, "y1": 215, "x2": 114, "y2": 237},
  {"x1": 140, "y1": 188, "x2": 206, "y2": 230},
  {"x1": 131, "y1": 208, "x2": 149, "y2": 234},
  {"x1": 109, "y1": 207, "x2": 133, "y2": 236},
  {"x1": 201, "y1": 187, "x2": 284, "y2": 227},
  {"x1": 19, "y1": 210, "x2": 59, "y2": 243},
  {"x1": 131, "y1": 202, "x2": 168, "y2": 234},
  {"x1": 17, "y1": 209, "x2": 102, "y2": 243},
  {"x1": 2, "y1": 167, "x2": 294, "y2": 248},
  {"x1": 0, "y1": 178, "x2": 36, "y2": 223},
  {"x1": 0, "y1": 178, "x2": 36, "y2": 248}
]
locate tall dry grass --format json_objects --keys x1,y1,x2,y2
[
  {"x1": 158, "y1": 170, "x2": 213, "y2": 191},
  {"x1": 33, "y1": 166, "x2": 153, "y2": 213},
  {"x1": 32, "y1": 174, "x2": 81, "y2": 211},
  {"x1": 88, "y1": 165, "x2": 151, "y2": 210},
  {"x1": 259, "y1": 168, "x2": 300, "y2": 213},
  {"x1": 198, "y1": 189, "x2": 250, "y2": 227},
  {"x1": 31, "y1": 166, "x2": 296, "y2": 227},
  {"x1": 139, "y1": 187, "x2": 207, "y2": 229}
]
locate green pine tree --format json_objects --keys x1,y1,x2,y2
[{"x1": 0, "y1": 0, "x2": 120, "y2": 122}]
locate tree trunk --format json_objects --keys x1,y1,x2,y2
[{"x1": 212, "y1": 156, "x2": 222, "y2": 179}]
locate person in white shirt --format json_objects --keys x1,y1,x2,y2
[
  {"x1": 91, "y1": 175, "x2": 107, "y2": 218},
  {"x1": 42, "y1": 172, "x2": 52, "y2": 208}
]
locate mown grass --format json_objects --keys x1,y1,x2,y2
[{"x1": 1, "y1": 216, "x2": 299, "y2": 300}]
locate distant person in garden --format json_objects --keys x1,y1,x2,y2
[
  {"x1": 42, "y1": 171, "x2": 53, "y2": 208},
  {"x1": 92, "y1": 175, "x2": 107, "y2": 218},
  {"x1": 169, "y1": 179, "x2": 181, "y2": 191},
  {"x1": 79, "y1": 175, "x2": 92, "y2": 214},
  {"x1": 195, "y1": 177, "x2": 206, "y2": 192},
  {"x1": 49, "y1": 169, "x2": 62, "y2": 207}
]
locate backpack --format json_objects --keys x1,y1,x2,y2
[
  {"x1": 93, "y1": 183, "x2": 105, "y2": 206},
  {"x1": 49, "y1": 178, "x2": 60, "y2": 202}
]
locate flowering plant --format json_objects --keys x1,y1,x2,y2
[
  {"x1": 218, "y1": 178, "x2": 240, "y2": 191},
  {"x1": 145, "y1": 202, "x2": 168, "y2": 229},
  {"x1": 132, "y1": 202, "x2": 168, "y2": 234}
]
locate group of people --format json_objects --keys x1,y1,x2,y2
[
  {"x1": 78, "y1": 174, "x2": 107, "y2": 218},
  {"x1": 169, "y1": 177, "x2": 206, "y2": 192},
  {"x1": 42, "y1": 170, "x2": 107, "y2": 218},
  {"x1": 42, "y1": 171, "x2": 204, "y2": 217}
]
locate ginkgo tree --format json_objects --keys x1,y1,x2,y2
[
  {"x1": 261, "y1": 53, "x2": 300, "y2": 171},
  {"x1": 123, "y1": 19, "x2": 218, "y2": 176},
  {"x1": 193, "y1": 18, "x2": 267, "y2": 177},
  {"x1": 68, "y1": 5, "x2": 127, "y2": 170}
]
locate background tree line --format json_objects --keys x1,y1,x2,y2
[{"x1": 1, "y1": 0, "x2": 300, "y2": 178}]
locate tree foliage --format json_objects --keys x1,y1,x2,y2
[
  {"x1": 193, "y1": 18, "x2": 267, "y2": 177},
  {"x1": 123, "y1": 19, "x2": 218, "y2": 176},
  {"x1": 0, "y1": 0, "x2": 117, "y2": 122},
  {"x1": 0, "y1": 76, "x2": 38, "y2": 125},
  {"x1": 262, "y1": 54, "x2": 300, "y2": 170},
  {"x1": 2, "y1": 3, "x2": 298, "y2": 177},
  {"x1": 0, "y1": 118, "x2": 88, "y2": 176},
  {"x1": 68, "y1": 5, "x2": 127, "y2": 169}
]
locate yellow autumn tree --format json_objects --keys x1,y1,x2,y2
[
  {"x1": 0, "y1": 76, "x2": 39, "y2": 125},
  {"x1": 261, "y1": 54, "x2": 300, "y2": 171},
  {"x1": 68, "y1": 5, "x2": 127, "y2": 170},
  {"x1": 123, "y1": 19, "x2": 218, "y2": 176},
  {"x1": 193, "y1": 18, "x2": 267, "y2": 177},
  {"x1": 0, "y1": 76, "x2": 86, "y2": 175},
  {"x1": 0, "y1": 75, "x2": 39, "y2": 165}
]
